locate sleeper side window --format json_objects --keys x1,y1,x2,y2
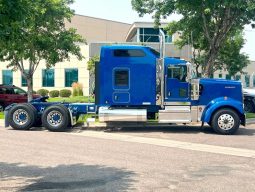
[
  {"x1": 114, "y1": 49, "x2": 146, "y2": 57},
  {"x1": 114, "y1": 69, "x2": 129, "y2": 89}
]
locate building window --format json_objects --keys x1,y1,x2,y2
[
  {"x1": 114, "y1": 49, "x2": 146, "y2": 57},
  {"x1": 21, "y1": 70, "x2": 29, "y2": 87},
  {"x1": 114, "y1": 69, "x2": 129, "y2": 88},
  {"x1": 42, "y1": 69, "x2": 55, "y2": 87},
  {"x1": 2, "y1": 70, "x2": 13, "y2": 85},
  {"x1": 245, "y1": 75, "x2": 250, "y2": 87},
  {"x1": 235, "y1": 75, "x2": 241, "y2": 81},
  {"x1": 219, "y1": 74, "x2": 223, "y2": 78},
  {"x1": 139, "y1": 28, "x2": 172, "y2": 43},
  {"x1": 65, "y1": 68, "x2": 78, "y2": 87},
  {"x1": 226, "y1": 74, "x2": 231, "y2": 80},
  {"x1": 253, "y1": 75, "x2": 255, "y2": 87}
]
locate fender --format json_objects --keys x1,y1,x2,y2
[{"x1": 201, "y1": 97, "x2": 244, "y2": 123}]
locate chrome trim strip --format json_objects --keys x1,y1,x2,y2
[{"x1": 164, "y1": 102, "x2": 191, "y2": 106}]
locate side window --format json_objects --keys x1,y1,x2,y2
[
  {"x1": 113, "y1": 49, "x2": 146, "y2": 57},
  {"x1": 114, "y1": 69, "x2": 129, "y2": 89},
  {"x1": 14, "y1": 88, "x2": 26, "y2": 95},
  {"x1": 0, "y1": 88, "x2": 4, "y2": 94},
  {"x1": 167, "y1": 66, "x2": 187, "y2": 82},
  {"x1": 6, "y1": 88, "x2": 14, "y2": 94}
]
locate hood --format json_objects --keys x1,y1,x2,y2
[
  {"x1": 200, "y1": 78, "x2": 241, "y2": 86},
  {"x1": 198, "y1": 78, "x2": 243, "y2": 104}
]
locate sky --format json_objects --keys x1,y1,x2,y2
[{"x1": 70, "y1": 0, "x2": 255, "y2": 60}]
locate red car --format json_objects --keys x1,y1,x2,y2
[{"x1": 0, "y1": 85, "x2": 40, "y2": 111}]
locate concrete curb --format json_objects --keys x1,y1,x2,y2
[{"x1": 81, "y1": 122, "x2": 203, "y2": 131}]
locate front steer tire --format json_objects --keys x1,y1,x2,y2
[
  {"x1": 211, "y1": 108, "x2": 240, "y2": 135},
  {"x1": 42, "y1": 104, "x2": 70, "y2": 132},
  {"x1": 8, "y1": 103, "x2": 37, "y2": 130}
]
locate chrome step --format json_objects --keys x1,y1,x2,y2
[{"x1": 158, "y1": 106, "x2": 191, "y2": 123}]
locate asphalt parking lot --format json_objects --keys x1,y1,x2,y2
[
  {"x1": 106, "y1": 124, "x2": 255, "y2": 150},
  {"x1": 1, "y1": 123, "x2": 255, "y2": 191}
]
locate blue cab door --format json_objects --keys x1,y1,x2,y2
[{"x1": 164, "y1": 65, "x2": 190, "y2": 102}]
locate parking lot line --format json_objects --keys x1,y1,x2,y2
[{"x1": 69, "y1": 131, "x2": 255, "y2": 159}]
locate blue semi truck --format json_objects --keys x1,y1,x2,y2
[{"x1": 5, "y1": 31, "x2": 245, "y2": 135}]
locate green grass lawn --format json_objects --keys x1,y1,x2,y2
[
  {"x1": 0, "y1": 112, "x2": 4, "y2": 119},
  {"x1": 246, "y1": 113, "x2": 255, "y2": 119},
  {"x1": 47, "y1": 96, "x2": 95, "y2": 103}
]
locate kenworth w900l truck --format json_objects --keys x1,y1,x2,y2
[{"x1": 5, "y1": 31, "x2": 245, "y2": 135}]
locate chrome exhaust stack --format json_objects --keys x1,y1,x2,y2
[{"x1": 159, "y1": 29, "x2": 166, "y2": 108}]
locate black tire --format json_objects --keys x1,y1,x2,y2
[
  {"x1": 8, "y1": 103, "x2": 37, "y2": 130},
  {"x1": 211, "y1": 108, "x2": 240, "y2": 135},
  {"x1": 42, "y1": 104, "x2": 70, "y2": 132},
  {"x1": 244, "y1": 100, "x2": 255, "y2": 113}
]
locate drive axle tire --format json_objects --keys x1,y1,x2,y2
[
  {"x1": 8, "y1": 103, "x2": 37, "y2": 130},
  {"x1": 211, "y1": 108, "x2": 240, "y2": 135},
  {"x1": 42, "y1": 104, "x2": 70, "y2": 132}
]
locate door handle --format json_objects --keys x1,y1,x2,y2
[
  {"x1": 114, "y1": 95, "x2": 118, "y2": 100},
  {"x1": 168, "y1": 92, "x2": 171, "y2": 97}
]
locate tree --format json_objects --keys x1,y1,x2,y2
[
  {"x1": 87, "y1": 55, "x2": 100, "y2": 96},
  {"x1": 0, "y1": 0, "x2": 84, "y2": 101},
  {"x1": 131, "y1": 0, "x2": 255, "y2": 77},
  {"x1": 216, "y1": 31, "x2": 249, "y2": 77},
  {"x1": 171, "y1": 27, "x2": 249, "y2": 77}
]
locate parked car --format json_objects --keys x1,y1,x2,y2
[
  {"x1": 243, "y1": 88, "x2": 255, "y2": 113},
  {"x1": 0, "y1": 84, "x2": 40, "y2": 111}
]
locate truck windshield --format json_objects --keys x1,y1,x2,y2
[{"x1": 149, "y1": 48, "x2": 160, "y2": 57}]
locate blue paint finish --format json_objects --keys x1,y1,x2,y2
[
  {"x1": 5, "y1": 45, "x2": 246, "y2": 128},
  {"x1": 97, "y1": 45, "x2": 157, "y2": 106},
  {"x1": 198, "y1": 78, "x2": 243, "y2": 106},
  {"x1": 165, "y1": 78, "x2": 189, "y2": 102},
  {"x1": 201, "y1": 97, "x2": 244, "y2": 123}
]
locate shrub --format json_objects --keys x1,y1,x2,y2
[
  {"x1": 49, "y1": 90, "x2": 59, "y2": 98},
  {"x1": 72, "y1": 82, "x2": 83, "y2": 96},
  {"x1": 37, "y1": 89, "x2": 49, "y2": 97},
  {"x1": 59, "y1": 89, "x2": 71, "y2": 98}
]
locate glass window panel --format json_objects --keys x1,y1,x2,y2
[
  {"x1": 226, "y1": 74, "x2": 231, "y2": 80},
  {"x1": 115, "y1": 70, "x2": 129, "y2": 87},
  {"x1": 235, "y1": 75, "x2": 241, "y2": 81},
  {"x1": 245, "y1": 75, "x2": 250, "y2": 87},
  {"x1": 253, "y1": 75, "x2": 255, "y2": 87},
  {"x1": 219, "y1": 74, "x2": 223, "y2": 78},
  {"x1": 2, "y1": 70, "x2": 13, "y2": 85},
  {"x1": 139, "y1": 28, "x2": 172, "y2": 43},
  {"x1": 114, "y1": 49, "x2": 146, "y2": 57},
  {"x1": 65, "y1": 68, "x2": 78, "y2": 87},
  {"x1": 21, "y1": 70, "x2": 29, "y2": 87},
  {"x1": 42, "y1": 69, "x2": 55, "y2": 87},
  {"x1": 167, "y1": 66, "x2": 187, "y2": 82},
  {"x1": 14, "y1": 87, "x2": 26, "y2": 95}
]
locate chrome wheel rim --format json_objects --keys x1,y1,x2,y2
[
  {"x1": 13, "y1": 109, "x2": 29, "y2": 125},
  {"x1": 47, "y1": 110, "x2": 63, "y2": 127},
  {"x1": 218, "y1": 114, "x2": 235, "y2": 130}
]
